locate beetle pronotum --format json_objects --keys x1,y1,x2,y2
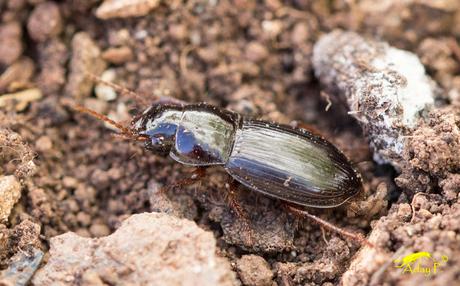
[{"x1": 74, "y1": 75, "x2": 373, "y2": 247}]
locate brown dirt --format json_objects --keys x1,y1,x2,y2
[{"x1": 0, "y1": 1, "x2": 459, "y2": 285}]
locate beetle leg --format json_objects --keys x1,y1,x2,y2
[
  {"x1": 284, "y1": 204, "x2": 375, "y2": 248},
  {"x1": 226, "y1": 181, "x2": 246, "y2": 219},
  {"x1": 227, "y1": 180, "x2": 254, "y2": 244},
  {"x1": 163, "y1": 167, "x2": 207, "y2": 194}
]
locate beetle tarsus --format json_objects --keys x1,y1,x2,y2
[{"x1": 285, "y1": 204, "x2": 375, "y2": 248}]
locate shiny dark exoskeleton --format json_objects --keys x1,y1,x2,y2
[{"x1": 132, "y1": 103, "x2": 363, "y2": 208}]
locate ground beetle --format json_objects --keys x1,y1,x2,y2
[
  {"x1": 75, "y1": 80, "x2": 371, "y2": 246},
  {"x1": 131, "y1": 102, "x2": 363, "y2": 208}
]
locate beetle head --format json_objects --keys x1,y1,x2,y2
[{"x1": 131, "y1": 104, "x2": 183, "y2": 156}]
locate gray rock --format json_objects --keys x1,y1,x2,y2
[
  {"x1": 313, "y1": 31, "x2": 435, "y2": 168},
  {"x1": 0, "y1": 248, "x2": 44, "y2": 286}
]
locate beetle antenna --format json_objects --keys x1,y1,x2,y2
[
  {"x1": 285, "y1": 204, "x2": 375, "y2": 248},
  {"x1": 72, "y1": 104, "x2": 148, "y2": 142},
  {"x1": 84, "y1": 71, "x2": 153, "y2": 106}
]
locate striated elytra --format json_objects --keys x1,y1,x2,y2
[{"x1": 132, "y1": 102, "x2": 363, "y2": 208}]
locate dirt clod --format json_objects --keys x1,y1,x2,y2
[
  {"x1": 237, "y1": 255, "x2": 274, "y2": 286},
  {"x1": 0, "y1": 128, "x2": 35, "y2": 180},
  {"x1": 36, "y1": 39, "x2": 67, "y2": 94},
  {"x1": 32, "y1": 212, "x2": 237, "y2": 286},
  {"x1": 0, "y1": 219, "x2": 42, "y2": 264},
  {"x1": 217, "y1": 196, "x2": 296, "y2": 252},
  {"x1": 65, "y1": 32, "x2": 106, "y2": 98}
]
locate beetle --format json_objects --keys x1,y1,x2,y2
[
  {"x1": 74, "y1": 87, "x2": 370, "y2": 246},
  {"x1": 129, "y1": 102, "x2": 363, "y2": 208}
]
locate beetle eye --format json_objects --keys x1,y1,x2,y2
[{"x1": 152, "y1": 135, "x2": 165, "y2": 146}]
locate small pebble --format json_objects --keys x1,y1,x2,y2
[
  {"x1": 62, "y1": 176, "x2": 78, "y2": 189},
  {"x1": 0, "y1": 57, "x2": 35, "y2": 92},
  {"x1": 66, "y1": 32, "x2": 106, "y2": 98},
  {"x1": 28, "y1": 188, "x2": 53, "y2": 219},
  {"x1": 262, "y1": 20, "x2": 283, "y2": 38},
  {"x1": 245, "y1": 42, "x2": 269, "y2": 62},
  {"x1": 96, "y1": 0, "x2": 161, "y2": 19},
  {"x1": 76, "y1": 212, "x2": 92, "y2": 227},
  {"x1": 107, "y1": 167, "x2": 123, "y2": 180},
  {"x1": 89, "y1": 223, "x2": 111, "y2": 237},
  {"x1": 0, "y1": 88, "x2": 43, "y2": 111},
  {"x1": 35, "y1": 136, "x2": 53, "y2": 152},
  {"x1": 396, "y1": 203, "x2": 412, "y2": 221},
  {"x1": 36, "y1": 39, "x2": 67, "y2": 94},
  {"x1": 102, "y1": 46, "x2": 133, "y2": 64},
  {"x1": 75, "y1": 228, "x2": 91, "y2": 238},
  {"x1": 65, "y1": 199, "x2": 79, "y2": 213},
  {"x1": 418, "y1": 209, "x2": 433, "y2": 220},
  {"x1": 90, "y1": 169, "x2": 111, "y2": 189},
  {"x1": 236, "y1": 255, "x2": 273, "y2": 286},
  {"x1": 0, "y1": 22, "x2": 23, "y2": 65},
  {"x1": 412, "y1": 194, "x2": 430, "y2": 210},
  {"x1": 108, "y1": 29, "x2": 130, "y2": 46},
  {"x1": 7, "y1": 0, "x2": 27, "y2": 10},
  {"x1": 27, "y1": 1, "x2": 62, "y2": 42},
  {"x1": 74, "y1": 185, "x2": 96, "y2": 203},
  {"x1": 169, "y1": 24, "x2": 188, "y2": 40},
  {"x1": 291, "y1": 22, "x2": 310, "y2": 45},
  {"x1": 94, "y1": 69, "x2": 117, "y2": 101}
]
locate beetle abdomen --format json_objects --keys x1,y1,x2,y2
[{"x1": 225, "y1": 120, "x2": 362, "y2": 208}]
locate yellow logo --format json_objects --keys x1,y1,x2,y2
[{"x1": 393, "y1": 252, "x2": 448, "y2": 276}]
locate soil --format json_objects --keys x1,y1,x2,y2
[{"x1": 0, "y1": 1, "x2": 459, "y2": 285}]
